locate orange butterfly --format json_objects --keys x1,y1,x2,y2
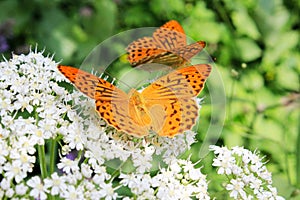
[
  {"x1": 126, "y1": 20, "x2": 206, "y2": 68},
  {"x1": 57, "y1": 64, "x2": 211, "y2": 137}
]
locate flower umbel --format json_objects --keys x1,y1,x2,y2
[
  {"x1": 210, "y1": 145, "x2": 285, "y2": 200},
  {"x1": 0, "y1": 50, "x2": 284, "y2": 199},
  {"x1": 120, "y1": 157, "x2": 210, "y2": 199},
  {"x1": 0, "y1": 50, "x2": 202, "y2": 199}
]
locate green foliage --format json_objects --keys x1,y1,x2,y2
[{"x1": 0, "y1": 0, "x2": 299, "y2": 198}]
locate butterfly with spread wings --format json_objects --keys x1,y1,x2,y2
[
  {"x1": 126, "y1": 20, "x2": 206, "y2": 68},
  {"x1": 57, "y1": 64, "x2": 211, "y2": 137}
]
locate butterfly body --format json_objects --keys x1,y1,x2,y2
[
  {"x1": 126, "y1": 20, "x2": 206, "y2": 68},
  {"x1": 128, "y1": 89, "x2": 152, "y2": 126},
  {"x1": 57, "y1": 64, "x2": 211, "y2": 137}
]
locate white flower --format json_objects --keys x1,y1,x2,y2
[
  {"x1": 93, "y1": 165, "x2": 111, "y2": 181},
  {"x1": 9, "y1": 149, "x2": 35, "y2": 174},
  {"x1": 37, "y1": 118, "x2": 57, "y2": 139},
  {"x1": 257, "y1": 166, "x2": 272, "y2": 183},
  {"x1": 44, "y1": 172, "x2": 67, "y2": 195},
  {"x1": 179, "y1": 158, "x2": 204, "y2": 181},
  {"x1": 3, "y1": 160, "x2": 26, "y2": 183},
  {"x1": 195, "y1": 181, "x2": 210, "y2": 200},
  {"x1": 5, "y1": 188, "x2": 14, "y2": 198},
  {"x1": 92, "y1": 174, "x2": 106, "y2": 186},
  {"x1": 12, "y1": 135, "x2": 36, "y2": 155},
  {"x1": 151, "y1": 158, "x2": 209, "y2": 199},
  {"x1": 136, "y1": 188, "x2": 155, "y2": 200},
  {"x1": 0, "y1": 95, "x2": 12, "y2": 115},
  {"x1": 57, "y1": 157, "x2": 80, "y2": 174},
  {"x1": 210, "y1": 145, "x2": 284, "y2": 199},
  {"x1": 209, "y1": 145, "x2": 231, "y2": 156},
  {"x1": 15, "y1": 183, "x2": 28, "y2": 195},
  {"x1": 81, "y1": 163, "x2": 92, "y2": 178},
  {"x1": 132, "y1": 174, "x2": 152, "y2": 195},
  {"x1": 27, "y1": 176, "x2": 49, "y2": 200},
  {"x1": 131, "y1": 148, "x2": 153, "y2": 173},
  {"x1": 156, "y1": 181, "x2": 183, "y2": 199},
  {"x1": 212, "y1": 153, "x2": 235, "y2": 175},
  {"x1": 99, "y1": 182, "x2": 118, "y2": 200},
  {"x1": 156, "y1": 133, "x2": 196, "y2": 165},
  {"x1": 60, "y1": 185, "x2": 84, "y2": 200},
  {"x1": 0, "y1": 43, "x2": 284, "y2": 200},
  {"x1": 0, "y1": 178, "x2": 10, "y2": 190},
  {"x1": 119, "y1": 163, "x2": 209, "y2": 199},
  {"x1": 226, "y1": 179, "x2": 247, "y2": 199},
  {"x1": 63, "y1": 122, "x2": 84, "y2": 150},
  {"x1": 84, "y1": 150, "x2": 105, "y2": 168},
  {"x1": 13, "y1": 94, "x2": 33, "y2": 113},
  {"x1": 61, "y1": 144, "x2": 72, "y2": 155},
  {"x1": 64, "y1": 171, "x2": 83, "y2": 184},
  {"x1": 184, "y1": 130, "x2": 197, "y2": 146},
  {"x1": 152, "y1": 168, "x2": 175, "y2": 186},
  {"x1": 120, "y1": 173, "x2": 137, "y2": 188},
  {"x1": 31, "y1": 126, "x2": 52, "y2": 145},
  {"x1": 249, "y1": 176, "x2": 262, "y2": 194},
  {"x1": 0, "y1": 140, "x2": 9, "y2": 167}
]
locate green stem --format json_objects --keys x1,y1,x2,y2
[
  {"x1": 49, "y1": 138, "x2": 57, "y2": 174},
  {"x1": 38, "y1": 144, "x2": 55, "y2": 200},
  {"x1": 38, "y1": 145, "x2": 48, "y2": 179}
]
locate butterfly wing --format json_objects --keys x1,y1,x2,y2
[
  {"x1": 57, "y1": 65, "x2": 125, "y2": 100},
  {"x1": 132, "y1": 41, "x2": 207, "y2": 68},
  {"x1": 161, "y1": 20, "x2": 185, "y2": 34},
  {"x1": 145, "y1": 98, "x2": 199, "y2": 137},
  {"x1": 57, "y1": 64, "x2": 211, "y2": 137},
  {"x1": 95, "y1": 99, "x2": 149, "y2": 137},
  {"x1": 126, "y1": 20, "x2": 206, "y2": 68},
  {"x1": 126, "y1": 20, "x2": 187, "y2": 67},
  {"x1": 142, "y1": 64, "x2": 212, "y2": 99},
  {"x1": 126, "y1": 37, "x2": 166, "y2": 67},
  {"x1": 153, "y1": 20, "x2": 186, "y2": 50},
  {"x1": 57, "y1": 65, "x2": 149, "y2": 137},
  {"x1": 141, "y1": 64, "x2": 212, "y2": 137},
  {"x1": 172, "y1": 41, "x2": 206, "y2": 63}
]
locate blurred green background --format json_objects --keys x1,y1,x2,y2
[{"x1": 0, "y1": 0, "x2": 299, "y2": 198}]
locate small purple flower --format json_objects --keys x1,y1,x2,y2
[
  {"x1": 66, "y1": 150, "x2": 78, "y2": 161},
  {"x1": 0, "y1": 35, "x2": 8, "y2": 53}
]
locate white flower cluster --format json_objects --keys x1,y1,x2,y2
[
  {"x1": 120, "y1": 158, "x2": 210, "y2": 200},
  {"x1": 210, "y1": 145, "x2": 285, "y2": 200},
  {"x1": 23, "y1": 155, "x2": 118, "y2": 199},
  {"x1": 0, "y1": 50, "x2": 206, "y2": 199},
  {"x1": 0, "y1": 50, "x2": 64, "y2": 198},
  {"x1": 82, "y1": 123, "x2": 197, "y2": 174},
  {"x1": 0, "y1": 50, "x2": 284, "y2": 199}
]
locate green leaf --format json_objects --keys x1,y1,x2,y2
[
  {"x1": 275, "y1": 63, "x2": 299, "y2": 91},
  {"x1": 241, "y1": 71, "x2": 264, "y2": 91},
  {"x1": 232, "y1": 9, "x2": 260, "y2": 39},
  {"x1": 236, "y1": 38, "x2": 262, "y2": 61}
]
